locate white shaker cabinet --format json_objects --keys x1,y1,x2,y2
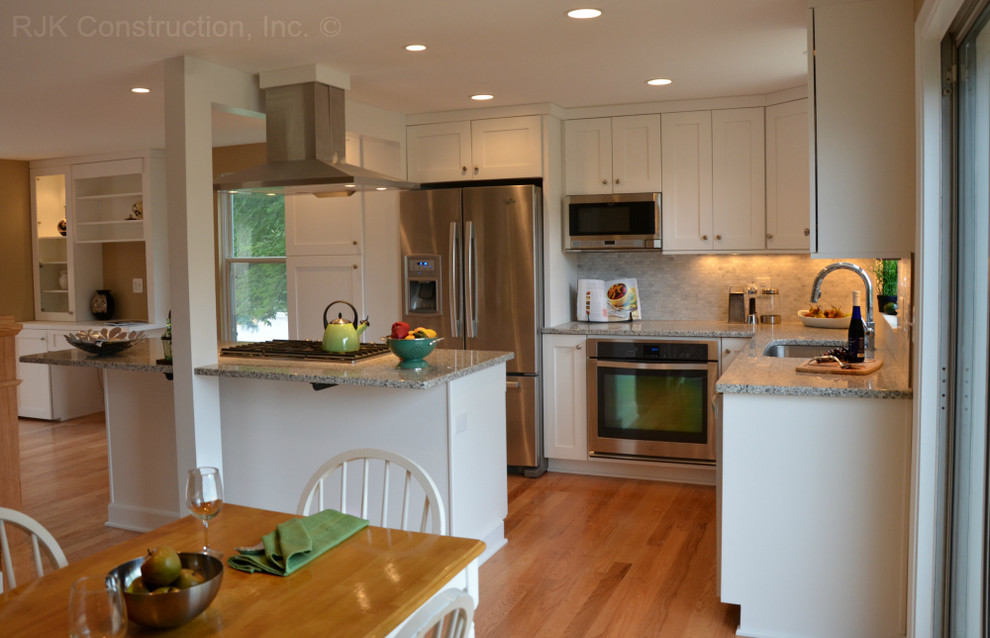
[
  {"x1": 809, "y1": 0, "x2": 914, "y2": 257},
  {"x1": 765, "y1": 99, "x2": 811, "y2": 251},
  {"x1": 15, "y1": 327, "x2": 104, "y2": 420},
  {"x1": 542, "y1": 334, "x2": 588, "y2": 461},
  {"x1": 563, "y1": 115, "x2": 662, "y2": 195},
  {"x1": 711, "y1": 108, "x2": 765, "y2": 251},
  {"x1": 662, "y1": 108, "x2": 765, "y2": 252},
  {"x1": 407, "y1": 116, "x2": 542, "y2": 183},
  {"x1": 286, "y1": 256, "x2": 364, "y2": 342},
  {"x1": 661, "y1": 111, "x2": 714, "y2": 252}
]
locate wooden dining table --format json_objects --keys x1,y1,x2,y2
[{"x1": 0, "y1": 504, "x2": 485, "y2": 637}]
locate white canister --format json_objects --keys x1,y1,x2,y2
[{"x1": 58, "y1": 270, "x2": 68, "y2": 290}]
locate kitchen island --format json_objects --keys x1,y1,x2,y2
[{"x1": 20, "y1": 343, "x2": 513, "y2": 562}]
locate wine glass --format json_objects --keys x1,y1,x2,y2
[
  {"x1": 186, "y1": 466, "x2": 223, "y2": 555},
  {"x1": 68, "y1": 574, "x2": 127, "y2": 638}
]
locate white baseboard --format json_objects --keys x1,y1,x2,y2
[
  {"x1": 106, "y1": 503, "x2": 180, "y2": 532},
  {"x1": 477, "y1": 522, "x2": 507, "y2": 564}
]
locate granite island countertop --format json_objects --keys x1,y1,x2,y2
[
  {"x1": 21, "y1": 341, "x2": 514, "y2": 390},
  {"x1": 544, "y1": 319, "x2": 912, "y2": 399}
]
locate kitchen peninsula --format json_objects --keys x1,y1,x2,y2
[{"x1": 20, "y1": 343, "x2": 512, "y2": 562}]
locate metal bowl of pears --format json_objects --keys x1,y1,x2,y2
[{"x1": 108, "y1": 549, "x2": 223, "y2": 628}]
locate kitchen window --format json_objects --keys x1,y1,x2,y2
[{"x1": 218, "y1": 191, "x2": 288, "y2": 342}]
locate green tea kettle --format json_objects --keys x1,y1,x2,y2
[{"x1": 322, "y1": 300, "x2": 369, "y2": 353}]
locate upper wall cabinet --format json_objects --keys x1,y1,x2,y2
[
  {"x1": 563, "y1": 115, "x2": 662, "y2": 195},
  {"x1": 407, "y1": 115, "x2": 542, "y2": 183},
  {"x1": 662, "y1": 108, "x2": 765, "y2": 252},
  {"x1": 765, "y1": 99, "x2": 810, "y2": 251},
  {"x1": 809, "y1": 0, "x2": 914, "y2": 257},
  {"x1": 31, "y1": 150, "x2": 168, "y2": 322}
]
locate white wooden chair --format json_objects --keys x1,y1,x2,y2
[
  {"x1": 0, "y1": 507, "x2": 68, "y2": 593},
  {"x1": 395, "y1": 588, "x2": 475, "y2": 638},
  {"x1": 297, "y1": 448, "x2": 447, "y2": 535}
]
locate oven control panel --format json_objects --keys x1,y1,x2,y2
[{"x1": 590, "y1": 339, "x2": 718, "y2": 363}]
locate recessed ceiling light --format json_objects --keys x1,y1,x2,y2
[
  {"x1": 646, "y1": 78, "x2": 672, "y2": 86},
  {"x1": 131, "y1": 87, "x2": 150, "y2": 94},
  {"x1": 567, "y1": 8, "x2": 602, "y2": 19},
  {"x1": 471, "y1": 94, "x2": 494, "y2": 101},
  {"x1": 345, "y1": 184, "x2": 356, "y2": 188},
  {"x1": 376, "y1": 187, "x2": 388, "y2": 191},
  {"x1": 405, "y1": 44, "x2": 426, "y2": 52}
]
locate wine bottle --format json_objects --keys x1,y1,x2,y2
[{"x1": 847, "y1": 291, "x2": 865, "y2": 363}]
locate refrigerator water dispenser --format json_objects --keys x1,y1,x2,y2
[{"x1": 405, "y1": 255, "x2": 440, "y2": 315}]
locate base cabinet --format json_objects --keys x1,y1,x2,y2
[
  {"x1": 542, "y1": 334, "x2": 587, "y2": 461},
  {"x1": 720, "y1": 393, "x2": 910, "y2": 637},
  {"x1": 15, "y1": 328, "x2": 104, "y2": 420}
]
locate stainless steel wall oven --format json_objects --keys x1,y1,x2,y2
[{"x1": 587, "y1": 338, "x2": 719, "y2": 463}]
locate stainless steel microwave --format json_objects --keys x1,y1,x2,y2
[{"x1": 564, "y1": 192, "x2": 661, "y2": 251}]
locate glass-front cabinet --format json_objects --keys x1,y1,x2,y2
[{"x1": 29, "y1": 151, "x2": 168, "y2": 323}]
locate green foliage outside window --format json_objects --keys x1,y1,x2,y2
[{"x1": 229, "y1": 193, "x2": 286, "y2": 329}]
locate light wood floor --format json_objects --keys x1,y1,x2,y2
[{"x1": 15, "y1": 413, "x2": 739, "y2": 636}]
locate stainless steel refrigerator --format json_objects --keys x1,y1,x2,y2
[{"x1": 399, "y1": 184, "x2": 545, "y2": 476}]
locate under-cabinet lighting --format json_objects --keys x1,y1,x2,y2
[
  {"x1": 471, "y1": 94, "x2": 494, "y2": 101},
  {"x1": 405, "y1": 44, "x2": 426, "y2": 52},
  {"x1": 376, "y1": 187, "x2": 388, "y2": 191},
  {"x1": 567, "y1": 9, "x2": 602, "y2": 19},
  {"x1": 131, "y1": 87, "x2": 150, "y2": 93},
  {"x1": 647, "y1": 78, "x2": 672, "y2": 86}
]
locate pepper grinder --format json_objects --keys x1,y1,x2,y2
[{"x1": 746, "y1": 285, "x2": 759, "y2": 325}]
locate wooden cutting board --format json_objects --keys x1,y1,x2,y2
[{"x1": 795, "y1": 358, "x2": 883, "y2": 375}]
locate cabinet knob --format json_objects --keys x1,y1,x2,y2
[
  {"x1": 473, "y1": 165, "x2": 479, "y2": 174},
  {"x1": 352, "y1": 264, "x2": 358, "y2": 270},
  {"x1": 614, "y1": 178, "x2": 621, "y2": 184},
  {"x1": 701, "y1": 234, "x2": 708, "y2": 241},
  {"x1": 724, "y1": 349, "x2": 731, "y2": 354},
  {"x1": 461, "y1": 166, "x2": 468, "y2": 174},
  {"x1": 766, "y1": 233, "x2": 774, "y2": 240},
  {"x1": 602, "y1": 179, "x2": 608, "y2": 185},
  {"x1": 576, "y1": 344, "x2": 583, "y2": 350},
  {"x1": 803, "y1": 228, "x2": 810, "y2": 236},
  {"x1": 716, "y1": 234, "x2": 722, "y2": 240},
  {"x1": 353, "y1": 240, "x2": 358, "y2": 246}
]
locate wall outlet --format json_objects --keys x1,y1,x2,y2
[{"x1": 132, "y1": 278, "x2": 143, "y2": 294}]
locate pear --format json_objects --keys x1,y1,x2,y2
[
  {"x1": 172, "y1": 567, "x2": 206, "y2": 589},
  {"x1": 125, "y1": 576, "x2": 149, "y2": 595},
  {"x1": 140, "y1": 546, "x2": 181, "y2": 589}
]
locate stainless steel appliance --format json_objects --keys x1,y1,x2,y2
[
  {"x1": 399, "y1": 185, "x2": 545, "y2": 476},
  {"x1": 587, "y1": 338, "x2": 719, "y2": 463},
  {"x1": 564, "y1": 192, "x2": 661, "y2": 251}
]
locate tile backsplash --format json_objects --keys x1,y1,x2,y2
[{"x1": 576, "y1": 252, "x2": 911, "y2": 323}]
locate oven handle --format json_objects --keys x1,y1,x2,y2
[{"x1": 590, "y1": 359, "x2": 713, "y2": 372}]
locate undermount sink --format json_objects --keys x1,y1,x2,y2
[{"x1": 762, "y1": 343, "x2": 837, "y2": 358}]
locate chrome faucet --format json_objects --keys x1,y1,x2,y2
[{"x1": 810, "y1": 262, "x2": 875, "y2": 352}]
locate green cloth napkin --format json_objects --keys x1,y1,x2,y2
[{"x1": 227, "y1": 509, "x2": 369, "y2": 576}]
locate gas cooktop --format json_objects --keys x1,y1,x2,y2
[{"x1": 219, "y1": 340, "x2": 389, "y2": 363}]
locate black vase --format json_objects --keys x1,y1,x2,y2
[
  {"x1": 877, "y1": 294, "x2": 897, "y2": 315},
  {"x1": 91, "y1": 289, "x2": 115, "y2": 320}
]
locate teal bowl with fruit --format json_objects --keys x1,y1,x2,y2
[{"x1": 382, "y1": 336, "x2": 443, "y2": 367}]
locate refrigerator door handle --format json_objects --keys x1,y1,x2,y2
[
  {"x1": 449, "y1": 221, "x2": 461, "y2": 337},
  {"x1": 465, "y1": 221, "x2": 478, "y2": 338}
]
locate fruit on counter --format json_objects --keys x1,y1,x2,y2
[
  {"x1": 390, "y1": 321, "x2": 410, "y2": 339},
  {"x1": 411, "y1": 327, "x2": 437, "y2": 339},
  {"x1": 126, "y1": 576, "x2": 149, "y2": 594},
  {"x1": 173, "y1": 567, "x2": 207, "y2": 589},
  {"x1": 806, "y1": 304, "x2": 848, "y2": 319},
  {"x1": 140, "y1": 546, "x2": 182, "y2": 589}
]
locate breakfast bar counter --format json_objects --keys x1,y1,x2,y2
[{"x1": 20, "y1": 344, "x2": 512, "y2": 563}]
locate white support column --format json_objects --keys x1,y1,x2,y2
[{"x1": 163, "y1": 56, "x2": 262, "y2": 509}]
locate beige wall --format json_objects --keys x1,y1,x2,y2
[
  {"x1": 0, "y1": 160, "x2": 33, "y2": 321},
  {"x1": 102, "y1": 241, "x2": 148, "y2": 322}
]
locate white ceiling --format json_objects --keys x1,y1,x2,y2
[{"x1": 0, "y1": 0, "x2": 808, "y2": 161}]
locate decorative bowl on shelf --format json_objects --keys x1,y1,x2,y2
[
  {"x1": 797, "y1": 309, "x2": 851, "y2": 329},
  {"x1": 65, "y1": 327, "x2": 146, "y2": 356},
  {"x1": 108, "y1": 552, "x2": 223, "y2": 629},
  {"x1": 383, "y1": 336, "x2": 443, "y2": 366}
]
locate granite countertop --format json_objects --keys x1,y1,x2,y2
[
  {"x1": 544, "y1": 319, "x2": 912, "y2": 399},
  {"x1": 21, "y1": 340, "x2": 514, "y2": 390},
  {"x1": 19, "y1": 339, "x2": 172, "y2": 373},
  {"x1": 194, "y1": 349, "x2": 514, "y2": 390}
]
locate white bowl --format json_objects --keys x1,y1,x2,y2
[{"x1": 797, "y1": 310, "x2": 851, "y2": 329}]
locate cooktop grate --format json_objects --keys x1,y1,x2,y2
[{"x1": 219, "y1": 340, "x2": 389, "y2": 363}]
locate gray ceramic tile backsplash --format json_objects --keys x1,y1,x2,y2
[{"x1": 576, "y1": 253, "x2": 911, "y2": 323}]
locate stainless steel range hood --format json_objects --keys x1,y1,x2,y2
[{"x1": 214, "y1": 81, "x2": 418, "y2": 196}]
